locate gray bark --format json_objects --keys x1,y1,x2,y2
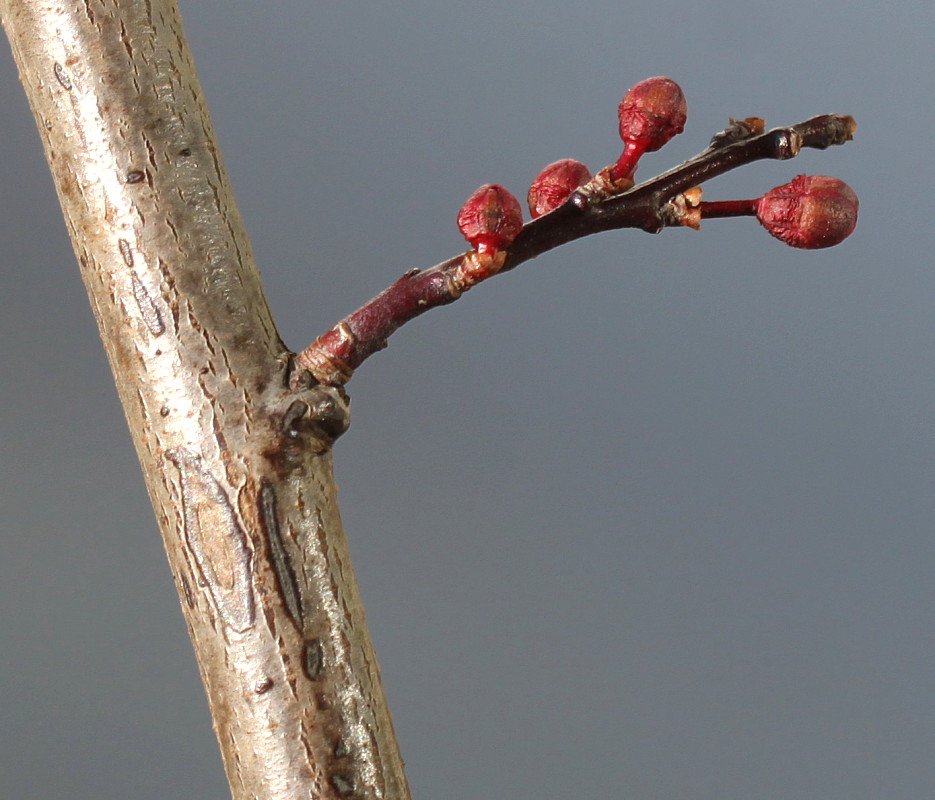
[{"x1": 0, "y1": 2, "x2": 410, "y2": 798}]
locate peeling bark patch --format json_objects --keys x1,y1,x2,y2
[
  {"x1": 179, "y1": 571, "x2": 195, "y2": 609},
  {"x1": 303, "y1": 638, "x2": 324, "y2": 681},
  {"x1": 119, "y1": 238, "x2": 165, "y2": 336},
  {"x1": 167, "y1": 448, "x2": 255, "y2": 632},
  {"x1": 53, "y1": 62, "x2": 72, "y2": 90},
  {"x1": 131, "y1": 274, "x2": 165, "y2": 336},
  {"x1": 281, "y1": 400, "x2": 309, "y2": 437},
  {"x1": 330, "y1": 773, "x2": 355, "y2": 796},
  {"x1": 118, "y1": 238, "x2": 134, "y2": 267},
  {"x1": 259, "y1": 480, "x2": 303, "y2": 629}
]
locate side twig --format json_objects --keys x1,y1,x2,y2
[{"x1": 293, "y1": 113, "x2": 856, "y2": 388}]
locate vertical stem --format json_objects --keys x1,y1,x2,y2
[{"x1": 0, "y1": 2, "x2": 410, "y2": 798}]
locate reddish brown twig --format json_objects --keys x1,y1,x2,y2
[
  {"x1": 292, "y1": 113, "x2": 855, "y2": 388},
  {"x1": 697, "y1": 199, "x2": 758, "y2": 219}
]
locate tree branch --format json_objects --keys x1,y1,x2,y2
[
  {"x1": 0, "y1": 2, "x2": 409, "y2": 798},
  {"x1": 294, "y1": 114, "x2": 855, "y2": 387}
]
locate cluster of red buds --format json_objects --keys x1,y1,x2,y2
[
  {"x1": 456, "y1": 76, "x2": 858, "y2": 259},
  {"x1": 293, "y1": 77, "x2": 858, "y2": 389}
]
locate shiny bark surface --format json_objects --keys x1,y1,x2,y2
[{"x1": 0, "y1": 2, "x2": 409, "y2": 798}]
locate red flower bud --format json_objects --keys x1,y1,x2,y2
[
  {"x1": 457, "y1": 184, "x2": 524, "y2": 254},
  {"x1": 618, "y1": 76, "x2": 687, "y2": 150},
  {"x1": 755, "y1": 175, "x2": 858, "y2": 249},
  {"x1": 612, "y1": 76, "x2": 687, "y2": 181},
  {"x1": 527, "y1": 159, "x2": 592, "y2": 218}
]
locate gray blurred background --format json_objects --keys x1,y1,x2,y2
[{"x1": 1, "y1": 2, "x2": 931, "y2": 798}]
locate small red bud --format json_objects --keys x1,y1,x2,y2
[
  {"x1": 612, "y1": 76, "x2": 687, "y2": 181},
  {"x1": 457, "y1": 184, "x2": 524, "y2": 254},
  {"x1": 527, "y1": 159, "x2": 592, "y2": 218},
  {"x1": 755, "y1": 175, "x2": 858, "y2": 249},
  {"x1": 618, "y1": 76, "x2": 687, "y2": 150}
]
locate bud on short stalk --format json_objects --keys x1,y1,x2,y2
[
  {"x1": 457, "y1": 183, "x2": 524, "y2": 255},
  {"x1": 611, "y1": 76, "x2": 687, "y2": 182},
  {"x1": 454, "y1": 183, "x2": 524, "y2": 289},
  {"x1": 697, "y1": 174, "x2": 858, "y2": 250}
]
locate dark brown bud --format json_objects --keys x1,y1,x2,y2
[
  {"x1": 457, "y1": 184, "x2": 524, "y2": 254},
  {"x1": 527, "y1": 159, "x2": 592, "y2": 218},
  {"x1": 755, "y1": 175, "x2": 858, "y2": 249}
]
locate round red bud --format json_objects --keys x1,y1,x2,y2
[
  {"x1": 527, "y1": 159, "x2": 592, "y2": 218},
  {"x1": 457, "y1": 184, "x2": 524, "y2": 254},
  {"x1": 755, "y1": 175, "x2": 858, "y2": 249},
  {"x1": 617, "y1": 76, "x2": 687, "y2": 153}
]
